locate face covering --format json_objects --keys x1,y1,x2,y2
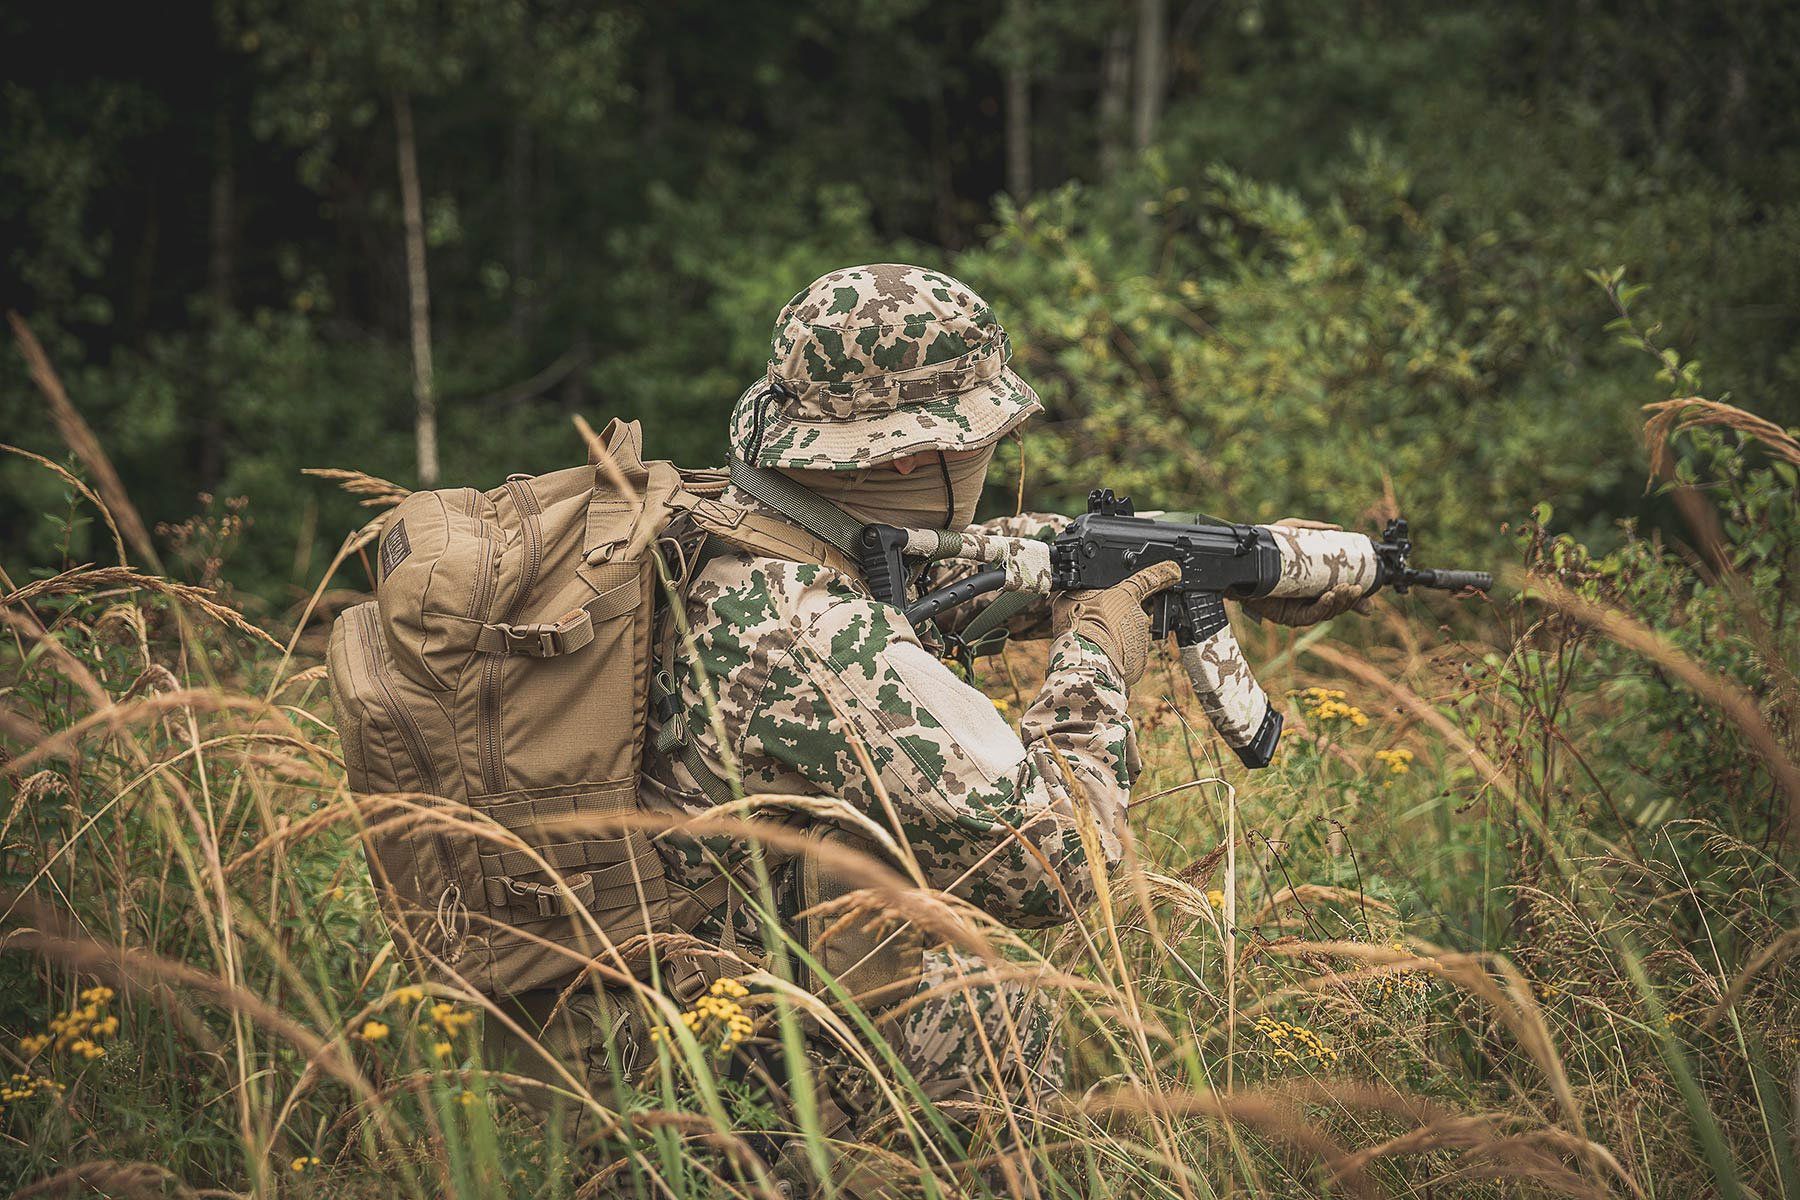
[{"x1": 781, "y1": 444, "x2": 996, "y2": 531}]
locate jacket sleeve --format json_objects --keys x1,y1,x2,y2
[
  {"x1": 743, "y1": 589, "x2": 1137, "y2": 927},
  {"x1": 923, "y1": 512, "x2": 1068, "y2": 641}
]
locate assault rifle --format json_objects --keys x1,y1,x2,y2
[{"x1": 861, "y1": 489, "x2": 1490, "y2": 769}]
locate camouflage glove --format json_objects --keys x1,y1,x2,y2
[
  {"x1": 1241, "y1": 517, "x2": 1372, "y2": 627},
  {"x1": 1051, "y1": 560, "x2": 1183, "y2": 686}
]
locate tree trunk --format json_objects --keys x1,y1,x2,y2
[
  {"x1": 1133, "y1": 0, "x2": 1167, "y2": 152},
  {"x1": 927, "y1": 82, "x2": 959, "y2": 247},
  {"x1": 208, "y1": 108, "x2": 236, "y2": 314},
  {"x1": 1004, "y1": 0, "x2": 1033, "y2": 198},
  {"x1": 393, "y1": 91, "x2": 439, "y2": 488},
  {"x1": 1097, "y1": 25, "x2": 1131, "y2": 179},
  {"x1": 202, "y1": 105, "x2": 236, "y2": 490},
  {"x1": 506, "y1": 113, "x2": 534, "y2": 341}
]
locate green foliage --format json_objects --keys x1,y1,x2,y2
[
  {"x1": 3, "y1": 0, "x2": 1798, "y2": 601},
  {"x1": 3, "y1": 4, "x2": 1798, "y2": 1192},
  {"x1": 959, "y1": 150, "x2": 1642, "y2": 550}
]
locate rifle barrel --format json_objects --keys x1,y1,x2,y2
[{"x1": 1404, "y1": 568, "x2": 1492, "y2": 592}]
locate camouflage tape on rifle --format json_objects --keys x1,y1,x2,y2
[
  {"x1": 900, "y1": 527, "x2": 1054, "y2": 594},
  {"x1": 1180, "y1": 629, "x2": 1272, "y2": 752},
  {"x1": 1259, "y1": 527, "x2": 1380, "y2": 599}
]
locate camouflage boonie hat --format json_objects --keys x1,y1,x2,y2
[{"x1": 729, "y1": 263, "x2": 1043, "y2": 470}]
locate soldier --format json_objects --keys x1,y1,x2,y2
[
  {"x1": 495, "y1": 263, "x2": 1362, "y2": 1163},
  {"x1": 635, "y1": 262, "x2": 1186, "y2": 1141}
]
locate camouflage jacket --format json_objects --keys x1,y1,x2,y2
[{"x1": 642, "y1": 510, "x2": 1139, "y2": 947}]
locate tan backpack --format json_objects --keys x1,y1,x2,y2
[
  {"x1": 326, "y1": 419, "x2": 718, "y2": 996},
  {"x1": 328, "y1": 419, "x2": 925, "y2": 1009}
]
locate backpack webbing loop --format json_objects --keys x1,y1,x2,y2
[{"x1": 650, "y1": 667, "x2": 738, "y2": 807}]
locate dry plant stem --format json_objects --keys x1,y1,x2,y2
[
  {"x1": 261, "y1": 526, "x2": 384, "y2": 706},
  {"x1": 1641, "y1": 397, "x2": 1800, "y2": 479},
  {"x1": 300, "y1": 466, "x2": 413, "y2": 508},
  {"x1": 2, "y1": 919, "x2": 378, "y2": 1106},
  {"x1": 3, "y1": 688, "x2": 289, "y2": 778},
  {"x1": 8, "y1": 311, "x2": 161, "y2": 570},
  {"x1": 1237, "y1": 939, "x2": 1587, "y2": 1136},
  {"x1": 10, "y1": 1161, "x2": 202, "y2": 1200},
  {"x1": 1702, "y1": 927, "x2": 1800, "y2": 1029},
  {"x1": 1055, "y1": 748, "x2": 1201, "y2": 1200},
  {"x1": 5, "y1": 565, "x2": 279, "y2": 649},
  {"x1": 575, "y1": 413, "x2": 642, "y2": 503},
  {"x1": 0, "y1": 608, "x2": 112, "y2": 711}
]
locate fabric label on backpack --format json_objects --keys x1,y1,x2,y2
[{"x1": 380, "y1": 519, "x2": 413, "y2": 578}]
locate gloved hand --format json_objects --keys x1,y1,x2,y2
[
  {"x1": 1051, "y1": 560, "x2": 1182, "y2": 686},
  {"x1": 1241, "y1": 517, "x2": 1372, "y2": 627}
]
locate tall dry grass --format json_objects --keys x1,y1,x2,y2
[{"x1": 1, "y1": 316, "x2": 1795, "y2": 1198}]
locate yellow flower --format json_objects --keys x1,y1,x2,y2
[
  {"x1": 432, "y1": 1041, "x2": 453, "y2": 1059},
  {"x1": 427, "y1": 1001, "x2": 477, "y2": 1035},
  {"x1": 1206, "y1": 889, "x2": 1225, "y2": 910},
  {"x1": 1373, "y1": 748, "x2": 1415, "y2": 780},
  {"x1": 79, "y1": 986, "x2": 114, "y2": 1006},
  {"x1": 18, "y1": 1034, "x2": 50, "y2": 1058},
  {"x1": 359, "y1": 1020, "x2": 389, "y2": 1042},
  {"x1": 1253, "y1": 1014, "x2": 1338, "y2": 1066},
  {"x1": 1296, "y1": 687, "x2": 1369, "y2": 730},
  {"x1": 291, "y1": 1156, "x2": 319, "y2": 1173},
  {"x1": 392, "y1": 986, "x2": 425, "y2": 1005},
  {"x1": 654, "y1": 980, "x2": 755, "y2": 1053}
]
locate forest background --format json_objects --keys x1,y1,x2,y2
[
  {"x1": 3, "y1": 2, "x2": 1799, "y2": 1197},
  {"x1": 6, "y1": 0, "x2": 1799, "y2": 598}
]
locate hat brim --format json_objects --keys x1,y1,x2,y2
[{"x1": 749, "y1": 367, "x2": 1043, "y2": 470}]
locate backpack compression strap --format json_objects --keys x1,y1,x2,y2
[{"x1": 473, "y1": 577, "x2": 641, "y2": 657}]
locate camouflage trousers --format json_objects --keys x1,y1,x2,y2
[
  {"x1": 886, "y1": 947, "x2": 1065, "y2": 1113},
  {"x1": 483, "y1": 947, "x2": 1064, "y2": 1127}
]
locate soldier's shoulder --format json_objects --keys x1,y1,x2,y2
[{"x1": 691, "y1": 548, "x2": 880, "y2": 638}]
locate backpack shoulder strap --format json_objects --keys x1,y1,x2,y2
[
  {"x1": 726, "y1": 456, "x2": 865, "y2": 560},
  {"x1": 687, "y1": 497, "x2": 863, "y2": 582}
]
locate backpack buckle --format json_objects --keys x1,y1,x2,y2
[
  {"x1": 498, "y1": 623, "x2": 562, "y2": 657},
  {"x1": 485, "y1": 607, "x2": 595, "y2": 657}
]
